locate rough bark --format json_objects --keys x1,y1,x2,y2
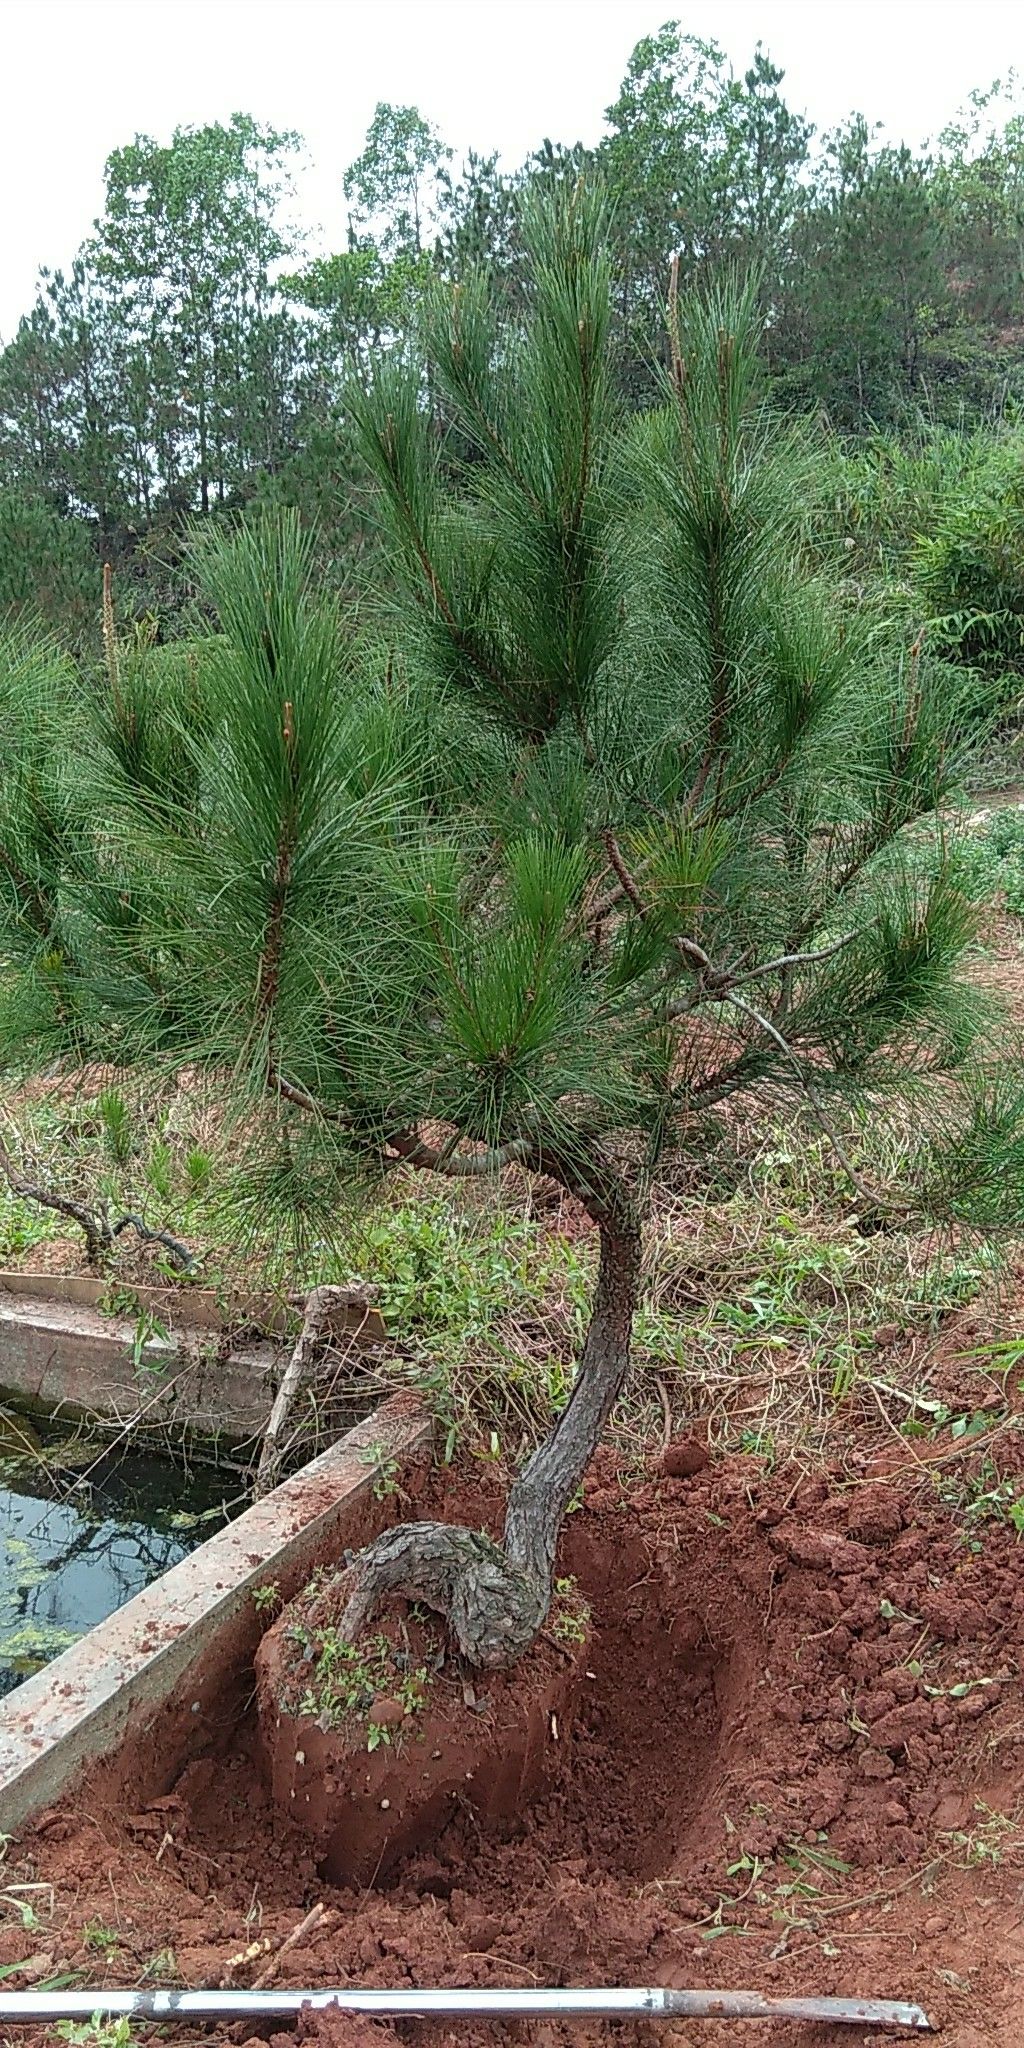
[{"x1": 338, "y1": 1141, "x2": 642, "y2": 1668}]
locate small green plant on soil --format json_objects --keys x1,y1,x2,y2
[
  {"x1": 145, "y1": 1140, "x2": 175, "y2": 1202},
  {"x1": 139, "y1": 1948, "x2": 179, "y2": 1984},
  {"x1": 251, "y1": 1580, "x2": 281, "y2": 1614},
  {"x1": 0, "y1": 1186, "x2": 59, "y2": 1262},
  {"x1": 357, "y1": 1443, "x2": 404, "y2": 1502},
  {"x1": 98, "y1": 1088, "x2": 134, "y2": 1166},
  {"x1": 936, "y1": 1451, "x2": 1024, "y2": 1538},
  {"x1": 81, "y1": 1919, "x2": 120, "y2": 1954},
  {"x1": 128, "y1": 1310, "x2": 170, "y2": 1376},
  {"x1": 945, "y1": 1801, "x2": 1021, "y2": 1867},
  {"x1": 283, "y1": 1613, "x2": 431, "y2": 1745},
  {"x1": 99, "y1": 1285, "x2": 140, "y2": 1320},
  {"x1": 550, "y1": 1575, "x2": 590, "y2": 1645},
  {"x1": 57, "y1": 2018, "x2": 137, "y2": 2048},
  {"x1": 185, "y1": 1146, "x2": 212, "y2": 1194}
]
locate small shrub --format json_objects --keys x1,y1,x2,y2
[
  {"x1": 915, "y1": 455, "x2": 1024, "y2": 690},
  {"x1": 98, "y1": 1088, "x2": 134, "y2": 1166},
  {"x1": 145, "y1": 1140, "x2": 175, "y2": 1201},
  {"x1": 185, "y1": 1145, "x2": 212, "y2": 1194}
]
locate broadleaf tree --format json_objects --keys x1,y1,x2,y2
[{"x1": 0, "y1": 186, "x2": 1016, "y2": 1667}]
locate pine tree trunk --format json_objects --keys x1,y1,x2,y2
[{"x1": 338, "y1": 1179, "x2": 642, "y2": 1669}]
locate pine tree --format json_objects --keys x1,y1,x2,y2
[{"x1": 0, "y1": 188, "x2": 1009, "y2": 1666}]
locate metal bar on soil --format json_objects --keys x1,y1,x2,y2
[{"x1": 0, "y1": 1987, "x2": 933, "y2": 2028}]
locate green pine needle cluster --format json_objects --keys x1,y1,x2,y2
[{"x1": 0, "y1": 185, "x2": 1020, "y2": 1244}]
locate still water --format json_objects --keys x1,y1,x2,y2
[{"x1": 0, "y1": 1408, "x2": 241, "y2": 1695}]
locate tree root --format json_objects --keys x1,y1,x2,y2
[{"x1": 339, "y1": 1520, "x2": 550, "y2": 1669}]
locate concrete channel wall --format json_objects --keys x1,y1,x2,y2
[
  {"x1": 0, "y1": 1394, "x2": 432, "y2": 1834},
  {"x1": 0, "y1": 1276, "x2": 386, "y2": 1446}
]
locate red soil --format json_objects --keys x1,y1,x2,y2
[
  {"x1": 10, "y1": 1447, "x2": 1024, "y2": 2048},
  {"x1": 255, "y1": 1592, "x2": 587, "y2": 1886}
]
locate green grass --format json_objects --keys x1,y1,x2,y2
[{"x1": 2, "y1": 1063, "x2": 1020, "y2": 1475}]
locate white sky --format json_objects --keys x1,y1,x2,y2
[{"x1": 3, "y1": 0, "x2": 1023, "y2": 343}]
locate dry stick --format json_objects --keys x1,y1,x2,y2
[
  {"x1": 217, "y1": 1941, "x2": 271, "y2": 1990},
  {"x1": 255, "y1": 1286, "x2": 372, "y2": 1498},
  {"x1": 251, "y1": 1904, "x2": 328, "y2": 1989}
]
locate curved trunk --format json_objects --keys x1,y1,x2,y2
[{"x1": 339, "y1": 1177, "x2": 642, "y2": 1668}]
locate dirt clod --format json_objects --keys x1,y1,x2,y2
[{"x1": 659, "y1": 1437, "x2": 710, "y2": 1479}]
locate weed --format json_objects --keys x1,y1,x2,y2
[
  {"x1": 81, "y1": 1919, "x2": 120, "y2": 1954},
  {"x1": 283, "y1": 1620, "x2": 430, "y2": 1739},
  {"x1": 550, "y1": 1575, "x2": 590, "y2": 1645},
  {"x1": 251, "y1": 1581, "x2": 281, "y2": 1614},
  {"x1": 0, "y1": 1189, "x2": 59, "y2": 1261},
  {"x1": 139, "y1": 1948, "x2": 178, "y2": 1983},
  {"x1": 98, "y1": 1089, "x2": 133, "y2": 1167},
  {"x1": 945, "y1": 1802, "x2": 1022, "y2": 1868},
  {"x1": 57, "y1": 2018, "x2": 137, "y2": 2048},
  {"x1": 128, "y1": 1310, "x2": 170, "y2": 1376},
  {"x1": 99, "y1": 1285, "x2": 140, "y2": 1320},
  {"x1": 737, "y1": 1427, "x2": 777, "y2": 1468},
  {"x1": 185, "y1": 1146, "x2": 212, "y2": 1194},
  {"x1": 145, "y1": 1140, "x2": 174, "y2": 1202},
  {"x1": 357, "y1": 1444, "x2": 404, "y2": 1502},
  {"x1": 936, "y1": 1450, "x2": 1024, "y2": 1537}
]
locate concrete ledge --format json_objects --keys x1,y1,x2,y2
[
  {"x1": 0, "y1": 1283, "x2": 386, "y2": 1447},
  {"x1": 0, "y1": 1394, "x2": 432, "y2": 1834},
  {"x1": 0, "y1": 1273, "x2": 386, "y2": 1340}
]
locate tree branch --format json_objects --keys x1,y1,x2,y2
[
  {"x1": 664, "y1": 931, "x2": 859, "y2": 1015},
  {"x1": 600, "y1": 830, "x2": 859, "y2": 1017},
  {"x1": 268, "y1": 1077, "x2": 529, "y2": 1182},
  {"x1": 110, "y1": 1212, "x2": 195, "y2": 1272},
  {"x1": 386, "y1": 1128, "x2": 530, "y2": 1177},
  {"x1": 270, "y1": 1072, "x2": 349, "y2": 1122},
  {"x1": 716, "y1": 988, "x2": 891, "y2": 1211},
  {"x1": 725, "y1": 932, "x2": 857, "y2": 989},
  {"x1": 0, "y1": 1133, "x2": 111, "y2": 1266}
]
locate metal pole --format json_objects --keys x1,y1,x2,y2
[{"x1": 0, "y1": 1987, "x2": 933, "y2": 2028}]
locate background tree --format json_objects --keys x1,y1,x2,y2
[
  {"x1": 343, "y1": 101, "x2": 451, "y2": 259},
  {"x1": 0, "y1": 189, "x2": 1012, "y2": 1667},
  {"x1": 9, "y1": 28, "x2": 1024, "y2": 648},
  {"x1": 94, "y1": 114, "x2": 302, "y2": 516},
  {"x1": 718, "y1": 49, "x2": 812, "y2": 287},
  {"x1": 602, "y1": 25, "x2": 731, "y2": 389},
  {"x1": 773, "y1": 119, "x2": 946, "y2": 425}
]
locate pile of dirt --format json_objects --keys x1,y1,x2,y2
[{"x1": 11, "y1": 1448, "x2": 1024, "y2": 2047}]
